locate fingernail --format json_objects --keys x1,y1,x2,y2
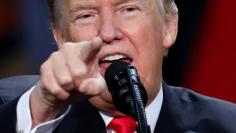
[{"x1": 93, "y1": 37, "x2": 102, "y2": 45}]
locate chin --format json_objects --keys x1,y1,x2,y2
[
  {"x1": 89, "y1": 93, "x2": 129, "y2": 117},
  {"x1": 110, "y1": 110, "x2": 127, "y2": 117}
]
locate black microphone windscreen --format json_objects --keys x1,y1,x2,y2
[
  {"x1": 105, "y1": 61, "x2": 129, "y2": 91},
  {"x1": 104, "y1": 60, "x2": 147, "y2": 117}
]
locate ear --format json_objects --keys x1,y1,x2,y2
[
  {"x1": 162, "y1": 14, "x2": 178, "y2": 48},
  {"x1": 52, "y1": 25, "x2": 65, "y2": 48}
]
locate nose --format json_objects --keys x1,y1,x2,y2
[{"x1": 99, "y1": 10, "x2": 123, "y2": 44}]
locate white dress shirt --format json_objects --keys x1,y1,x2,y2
[
  {"x1": 16, "y1": 85, "x2": 163, "y2": 133},
  {"x1": 16, "y1": 86, "x2": 71, "y2": 133},
  {"x1": 100, "y1": 86, "x2": 163, "y2": 133}
]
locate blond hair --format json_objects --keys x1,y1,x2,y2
[{"x1": 48, "y1": 0, "x2": 178, "y2": 24}]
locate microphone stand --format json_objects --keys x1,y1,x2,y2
[
  {"x1": 105, "y1": 61, "x2": 151, "y2": 133},
  {"x1": 127, "y1": 66, "x2": 151, "y2": 133}
]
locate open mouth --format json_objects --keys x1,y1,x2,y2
[{"x1": 99, "y1": 54, "x2": 132, "y2": 74}]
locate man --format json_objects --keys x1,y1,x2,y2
[{"x1": 0, "y1": 0, "x2": 236, "y2": 133}]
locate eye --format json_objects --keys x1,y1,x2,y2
[
  {"x1": 121, "y1": 6, "x2": 139, "y2": 14},
  {"x1": 124, "y1": 7, "x2": 137, "y2": 12},
  {"x1": 77, "y1": 13, "x2": 94, "y2": 20},
  {"x1": 75, "y1": 12, "x2": 97, "y2": 25}
]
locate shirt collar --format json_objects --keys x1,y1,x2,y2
[{"x1": 100, "y1": 84, "x2": 163, "y2": 133}]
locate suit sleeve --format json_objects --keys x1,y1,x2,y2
[
  {"x1": 16, "y1": 87, "x2": 71, "y2": 133},
  {"x1": 0, "y1": 97, "x2": 19, "y2": 133}
]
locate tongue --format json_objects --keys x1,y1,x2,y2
[{"x1": 99, "y1": 59, "x2": 132, "y2": 75}]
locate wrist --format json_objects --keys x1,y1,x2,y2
[{"x1": 30, "y1": 84, "x2": 68, "y2": 128}]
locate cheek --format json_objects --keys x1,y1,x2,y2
[
  {"x1": 123, "y1": 17, "x2": 164, "y2": 66},
  {"x1": 121, "y1": 18, "x2": 164, "y2": 98},
  {"x1": 140, "y1": 26, "x2": 164, "y2": 82},
  {"x1": 120, "y1": 15, "x2": 164, "y2": 54}
]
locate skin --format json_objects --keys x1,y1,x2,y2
[{"x1": 30, "y1": 0, "x2": 178, "y2": 127}]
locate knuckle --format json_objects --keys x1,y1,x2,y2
[
  {"x1": 89, "y1": 83, "x2": 103, "y2": 95},
  {"x1": 58, "y1": 76, "x2": 73, "y2": 87},
  {"x1": 78, "y1": 79, "x2": 102, "y2": 95},
  {"x1": 72, "y1": 67, "x2": 88, "y2": 79},
  {"x1": 76, "y1": 81, "x2": 87, "y2": 93},
  {"x1": 40, "y1": 61, "x2": 50, "y2": 75},
  {"x1": 50, "y1": 87, "x2": 61, "y2": 96},
  {"x1": 77, "y1": 86, "x2": 86, "y2": 94},
  {"x1": 89, "y1": 87, "x2": 100, "y2": 95},
  {"x1": 61, "y1": 42, "x2": 75, "y2": 52},
  {"x1": 50, "y1": 52, "x2": 60, "y2": 60},
  {"x1": 40, "y1": 78, "x2": 48, "y2": 90}
]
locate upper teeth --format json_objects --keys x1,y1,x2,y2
[{"x1": 103, "y1": 54, "x2": 127, "y2": 61}]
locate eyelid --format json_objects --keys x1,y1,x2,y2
[
  {"x1": 123, "y1": 5, "x2": 138, "y2": 10},
  {"x1": 78, "y1": 12, "x2": 94, "y2": 18},
  {"x1": 117, "y1": 2, "x2": 140, "y2": 11},
  {"x1": 73, "y1": 10, "x2": 97, "y2": 20},
  {"x1": 119, "y1": 5, "x2": 140, "y2": 14}
]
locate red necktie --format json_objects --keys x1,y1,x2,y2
[{"x1": 108, "y1": 116, "x2": 137, "y2": 133}]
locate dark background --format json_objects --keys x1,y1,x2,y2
[{"x1": 1, "y1": 0, "x2": 236, "y2": 103}]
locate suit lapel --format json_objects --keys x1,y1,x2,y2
[
  {"x1": 154, "y1": 83, "x2": 183, "y2": 133},
  {"x1": 54, "y1": 100, "x2": 107, "y2": 133}
]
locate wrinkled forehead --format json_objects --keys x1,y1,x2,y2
[{"x1": 50, "y1": 0, "x2": 165, "y2": 25}]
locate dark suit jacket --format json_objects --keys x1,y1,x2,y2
[{"x1": 0, "y1": 75, "x2": 236, "y2": 133}]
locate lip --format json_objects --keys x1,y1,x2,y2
[
  {"x1": 98, "y1": 53, "x2": 133, "y2": 76},
  {"x1": 96, "y1": 44, "x2": 134, "y2": 75}
]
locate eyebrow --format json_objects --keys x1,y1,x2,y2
[
  {"x1": 114, "y1": 0, "x2": 144, "y2": 6},
  {"x1": 70, "y1": 0, "x2": 145, "y2": 13},
  {"x1": 70, "y1": 1, "x2": 97, "y2": 13}
]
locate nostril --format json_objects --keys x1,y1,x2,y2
[
  {"x1": 100, "y1": 30, "x2": 116, "y2": 44},
  {"x1": 100, "y1": 31, "x2": 123, "y2": 44},
  {"x1": 99, "y1": 23, "x2": 123, "y2": 44}
]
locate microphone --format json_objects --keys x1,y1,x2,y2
[{"x1": 105, "y1": 61, "x2": 147, "y2": 119}]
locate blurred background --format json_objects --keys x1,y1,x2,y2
[{"x1": 0, "y1": 0, "x2": 236, "y2": 103}]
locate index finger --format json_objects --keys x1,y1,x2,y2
[
  {"x1": 78, "y1": 37, "x2": 103, "y2": 61},
  {"x1": 64, "y1": 37, "x2": 103, "y2": 62}
]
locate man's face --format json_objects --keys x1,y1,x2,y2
[{"x1": 54, "y1": 0, "x2": 177, "y2": 116}]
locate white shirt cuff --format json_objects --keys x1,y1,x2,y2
[{"x1": 16, "y1": 86, "x2": 71, "y2": 133}]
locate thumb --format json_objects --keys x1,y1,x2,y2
[{"x1": 79, "y1": 73, "x2": 106, "y2": 96}]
